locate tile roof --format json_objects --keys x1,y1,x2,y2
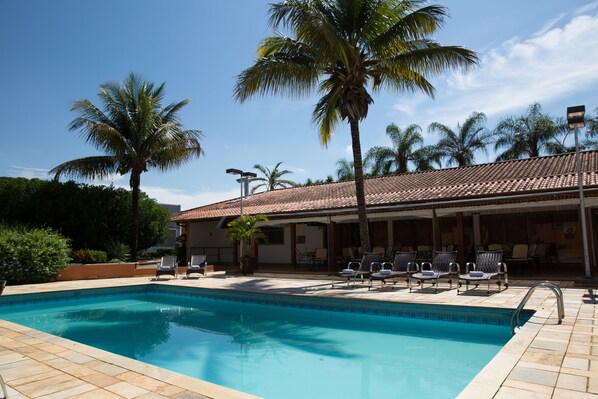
[{"x1": 173, "y1": 151, "x2": 598, "y2": 222}]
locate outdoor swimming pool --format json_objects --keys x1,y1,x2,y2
[{"x1": 0, "y1": 285, "x2": 531, "y2": 399}]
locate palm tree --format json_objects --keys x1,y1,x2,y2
[
  {"x1": 50, "y1": 73, "x2": 203, "y2": 260},
  {"x1": 336, "y1": 158, "x2": 354, "y2": 181},
  {"x1": 428, "y1": 111, "x2": 491, "y2": 167},
  {"x1": 494, "y1": 103, "x2": 565, "y2": 161},
  {"x1": 234, "y1": 0, "x2": 477, "y2": 251},
  {"x1": 250, "y1": 162, "x2": 296, "y2": 194},
  {"x1": 364, "y1": 123, "x2": 440, "y2": 175}
]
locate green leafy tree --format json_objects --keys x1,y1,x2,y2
[
  {"x1": 234, "y1": 0, "x2": 477, "y2": 251},
  {"x1": 335, "y1": 158, "x2": 354, "y2": 181},
  {"x1": 494, "y1": 103, "x2": 566, "y2": 161},
  {"x1": 250, "y1": 162, "x2": 296, "y2": 194},
  {"x1": 364, "y1": 123, "x2": 440, "y2": 175},
  {"x1": 50, "y1": 73, "x2": 203, "y2": 260},
  {"x1": 428, "y1": 111, "x2": 491, "y2": 167},
  {"x1": 0, "y1": 178, "x2": 169, "y2": 254}
]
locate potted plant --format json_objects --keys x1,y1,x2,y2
[{"x1": 227, "y1": 214, "x2": 268, "y2": 275}]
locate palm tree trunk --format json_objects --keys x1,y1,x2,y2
[
  {"x1": 349, "y1": 118, "x2": 371, "y2": 252},
  {"x1": 130, "y1": 172, "x2": 140, "y2": 262}
]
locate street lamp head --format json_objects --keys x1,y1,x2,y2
[
  {"x1": 226, "y1": 168, "x2": 243, "y2": 175},
  {"x1": 567, "y1": 105, "x2": 585, "y2": 129},
  {"x1": 243, "y1": 172, "x2": 257, "y2": 178}
]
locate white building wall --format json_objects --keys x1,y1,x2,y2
[
  {"x1": 188, "y1": 221, "x2": 230, "y2": 248},
  {"x1": 188, "y1": 221, "x2": 327, "y2": 264},
  {"x1": 258, "y1": 224, "x2": 326, "y2": 263}
]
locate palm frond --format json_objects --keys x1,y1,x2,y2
[{"x1": 49, "y1": 156, "x2": 118, "y2": 181}]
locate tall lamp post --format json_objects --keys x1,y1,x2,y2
[
  {"x1": 567, "y1": 105, "x2": 592, "y2": 279},
  {"x1": 226, "y1": 168, "x2": 257, "y2": 263}
]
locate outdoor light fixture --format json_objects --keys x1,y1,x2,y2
[
  {"x1": 567, "y1": 105, "x2": 591, "y2": 279},
  {"x1": 567, "y1": 105, "x2": 585, "y2": 129},
  {"x1": 225, "y1": 168, "x2": 257, "y2": 215}
]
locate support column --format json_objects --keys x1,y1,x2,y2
[
  {"x1": 184, "y1": 222, "x2": 190, "y2": 265},
  {"x1": 472, "y1": 213, "x2": 481, "y2": 248},
  {"x1": 290, "y1": 223, "x2": 297, "y2": 270},
  {"x1": 456, "y1": 212, "x2": 465, "y2": 266},
  {"x1": 432, "y1": 209, "x2": 441, "y2": 251},
  {"x1": 328, "y1": 221, "x2": 337, "y2": 273}
]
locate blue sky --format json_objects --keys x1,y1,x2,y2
[{"x1": 1, "y1": 0, "x2": 597, "y2": 210}]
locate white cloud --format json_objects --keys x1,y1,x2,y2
[
  {"x1": 139, "y1": 185, "x2": 239, "y2": 211},
  {"x1": 392, "y1": 10, "x2": 598, "y2": 127},
  {"x1": 345, "y1": 144, "x2": 353, "y2": 155},
  {"x1": 8, "y1": 165, "x2": 51, "y2": 180}
]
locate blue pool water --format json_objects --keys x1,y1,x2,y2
[{"x1": 0, "y1": 286, "x2": 527, "y2": 399}]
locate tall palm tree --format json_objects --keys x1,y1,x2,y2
[
  {"x1": 364, "y1": 123, "x2": 440, "y2": 175},
  {"x1": 50, "y1": 73, "x2": 203, "y2": 260},
  {"x1": 234, "y1": 0, "x2": 477, "y2": 251},
  {"x1": 494, "y1": 103, "x2": 565, "y2": 161},
  {"x1": 428, "y1": 111, "x2": 491, "y2": 167},
  {"x1": 335, "y1": 158, "x2": 354, "y2": 181},
  {"x1": 250, "y1": 162, "x2": 296, "y2": 194}
]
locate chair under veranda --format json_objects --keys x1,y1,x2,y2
[
  {"x1": 156, "y1": 256, "x2": 178, "y2": 280},
  {"x1": 369, "y1": 251, "x2": 418, "y2": 291},
  {"x1": 457, "y1": 250, "x2": 508, "y2": 295},
  {"x1": 409, "y1": 251, "x2": 459, "y2": 294},
  {"x1": 186, "y1": 254, "x2": 208, "y2": 278},
  {"x1": 505, "y1": 244, "x2": 530, "y2": 275},
  {"x1": 311, "y1": 248, "x2": 328, "y2": 271},
  {"x1": 332, "y1": 252, "x2": 383, "y2": 288}
]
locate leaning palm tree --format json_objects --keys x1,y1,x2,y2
[
  {"x1": 365, "y1": 123, "x2": 440, "y2": 175},
  {"x1": 494, "y1": 103, "x2": 565, "y2": 161},
  {"x1": 50, "y1": 73, "x2": 203, "y2": 260},
  {"x1": 335, "y1": 158, "x2": 354, "y2": 181},
  {"x1": 250, "y1": 162, "x2": 296, "y2": 194},
  {"x1": 428, "y1": 111, "x2": 491, "y2": 167},
  {"x1": 234, "y1": 0, "x2": 477, "y2": 252}
]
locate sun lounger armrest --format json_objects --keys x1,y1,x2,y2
[
  {"x1": 450, "y1": 262, "x2": 460, "y2": 273},
  {"x1": 406, "y1": 262, "x2": 417, "y2": 272},
  {"x1": 347, "y1": 261, "x2": 360, "y2": 270},
  {"x1": 381, "y1": 261, "x2": 393, "y2": 270},
  {"x1": 421, "y1": 261, "x2": 432, "y2": 270},
  {"x1": 465, "y1": 262, "x2": 475, "y2": 273},
  {"x1": 500, "y1": 262, "x2": 508, "y2": 273},
  {"x1": 370, "y1": 261, "x2": 382, "y2": 271}
]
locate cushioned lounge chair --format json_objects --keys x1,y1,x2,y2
[
  {"x1": 186, "y1": 254, "x2": 207, "y2": 278},
  {"x1": 457, "y1": 250, "x2": 508, "y2": 295},
  {"x1": 369, "y1": 251, "x2": 418, "y2": 291},
  {"x1": 409, "y1": 251, "x2": 459, "y2": 293},
  {"x1": 332, "y1": 252, "x2": 383, "y2": 288},
  {"x1": 156, "y1": 256, "x2": 177, "y2": 279}
]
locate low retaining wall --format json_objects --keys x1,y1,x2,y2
[{"x1": 57, "y1": 263, "x2": 188, "y2": 281}]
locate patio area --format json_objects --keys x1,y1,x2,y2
[{"x1": 0, "y1": 274, "x2": 596, "y2": 399}]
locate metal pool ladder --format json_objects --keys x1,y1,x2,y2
[{"x1": 511, "y1": 280, "x2": 565, "y2": 335}]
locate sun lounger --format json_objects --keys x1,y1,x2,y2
[
  {"x1": 457, "y1": 250, "x2": 507, "y2": 294},
  {"x1": 369, "y1": 251, "x2": 418, "y2": 290},
  {"x1": 409, "y1": 251, "x2": 459, "y2": 293},
  {"x1": 186, "y1": 254, "x2": 208, "y2": 278},
  {"x1": 156, "y1": 256, "x2": 177, "y2": 279},
  {"x1": 332, "y1": 252, "x2": 383, "y2": 288}
]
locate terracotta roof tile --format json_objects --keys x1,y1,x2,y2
[{"x1": 173, "y1": 151, "x2": 598, "y2": 222}]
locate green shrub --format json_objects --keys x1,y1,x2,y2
[
  {"x1": 105, "y1": 240, "x2": 130, "y2": 261},
  {"x1": 0, "y1": 225, "x2": 71, "y2": 284},
  {"x1": 71, "y1": 249, "x2": 108, "y2": 264},
  {"x1": 152, "y1": 248, "x2": 176, "y2": 258}
]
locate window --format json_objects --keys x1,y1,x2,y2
[{"x1": 260, "y1": 227, "x2": 284, "y2": 245}]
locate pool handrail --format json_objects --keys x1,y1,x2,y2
[{"x1": 511, "y1": 280, "x2": 564, "y2": 335}]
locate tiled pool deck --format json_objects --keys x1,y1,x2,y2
[{"x1": 0, "y1": 275, "x2": 596, "y2": 399}]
